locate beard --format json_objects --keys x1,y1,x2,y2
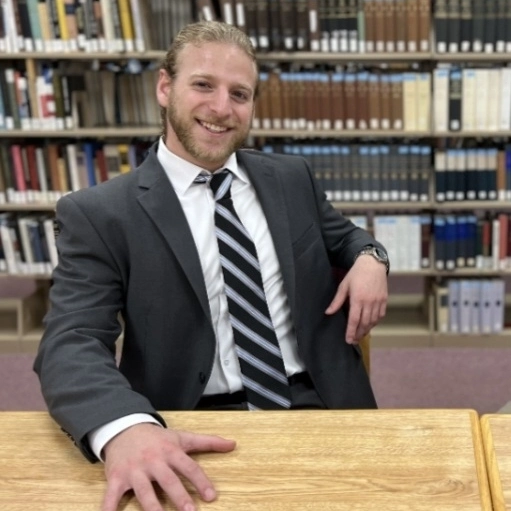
[{"x1": 166, "y1": 95, "x2": 251, "y2": 168}]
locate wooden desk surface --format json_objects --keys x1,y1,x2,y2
[
  {"x1": 481, "y1": 414, "x2": 511, "y2": 510},
  {"x1": 0, "y1": 409, "x2": 490, "y2": 511}
]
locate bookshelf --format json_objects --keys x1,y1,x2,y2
[{"x1": 1, "y1": 0, "x2": 511, "y2": 351}]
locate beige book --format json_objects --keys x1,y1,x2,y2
[
  {"x1": 402, "y1": 72, "x2": 418, "y2": 131},
  {"x1": 416, "y1": 72, "x2": 430, "y2": 132},
  {"x1": 486, "y1": 68, "x2": 501, "y2": 132},
  {"x1": 433, "y1": 67, "x2": 449, "y2": 133},
  {"x1": 461, "y1": 69, "x2": 476, "y2": 131},
  {"x1": 474, "y1": 69, "x2": 489, "y2": 131}
]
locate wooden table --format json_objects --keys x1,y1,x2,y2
[
  {"x1": 481, "y1": 414, "x2": 511, "y2": 510},
  {"x1": 0, "y1": 409, "x2": 491, "y2": 510}
]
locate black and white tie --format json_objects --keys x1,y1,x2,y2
[{"x1": 194, "y1": 169, "x2": 291, "y2": 410}]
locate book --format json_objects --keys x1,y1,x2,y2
[{"x1": 447, "y1": 68, "x2": 462, "y2": 131}]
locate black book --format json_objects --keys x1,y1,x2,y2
[
  {"x1": 359, "y1": 145, "x2": 371, "y2": 202},
  {"x1": 408, "y1": 145, "x2": 421, "y2": 202},
  {"x1": 483, "y1": 0, "x2": 497, "y2": 52},
  {"x1": 447, "y1": 0, "x2": 461, "y2": 52},
  {"x1": 465, "y1": 148, "x2": 478, "y2": 200},
  {"x1": 17, "y1": 0, "x2": 33, "y2": 47},
  {"x1": 434, "y1": 215, "x2": 447, "y2": 270},
  {"x1": 445, "y1": 149, "x2": 457, "y2": 201},
  {"x1": 448, "y1": 68, "x2": 462, "y2": 131},
  {"x1": 244, "y1": 0, "x2": 259, "y2": 48},
  {"x1": 397, "y1": 145, "x2": 409, "y2": 201},
  {"x1": 434, "y1": 0, "x2": 449, "y2": 52},
  {"x1": 269, "y1": 0, "x2": 283, "y2": 51},
  {"x1": 471, "y1": 0, "x2": 485, "y2": 51},
  {"x1": 419, "y1": 145, "x2": 431, "y2": 202},
  {"x1": 350, "y1": 144, "x2": 362, "y2": 201},
  {"x1": 459, "y1": 0, "x2": 472, "y2": 51},
  {"x1": 379, "y1": 145, "x2": 391, "y2": 201},
  {"x1": 496, "y1": 0, "x2": 507, "y2": 51},
  {"x1": 444, "y1": 215, "x2": 457, "y2": 270},
  {"x1": 339, "y1": 145, "x2": 352, "y2": 201},
  {"x1": 295, "y1": 0, "x2": 310, "y2": 50},
  {"x1": 388, "y1": 145, "x2": 400, "y2": 201},
  {"x1": 368, "y1": 146, "x2": 380, "y2": 201},
  {"x1": 465, "y1": 214, "x2": 477, "y2": 267}
]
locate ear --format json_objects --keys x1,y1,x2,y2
[{"x1": 156, "y1": 69, "x2": 172, "y2": 108}]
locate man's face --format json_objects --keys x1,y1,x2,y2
[{"x1": 156, "y1": 42, "x2": 257, "y2": 171}]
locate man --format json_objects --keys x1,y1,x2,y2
[{"x1": 34, "y1": 20, "x2": 389, "y2": 511}]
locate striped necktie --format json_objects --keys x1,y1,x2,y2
[{"x1": 194, "y1": 169, "x2": 291, "y2": 410}]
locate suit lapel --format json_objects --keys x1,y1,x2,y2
[
  {"x1": 135, "y1": 147, "x2": 211, "y2": 320},
  {"x1": 237, "y1": 150, "x2": 296, "y2": 315}
]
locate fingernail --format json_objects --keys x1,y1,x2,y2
[{"x1": 204, "y1": 488, "x2": 215, "y2": 501}]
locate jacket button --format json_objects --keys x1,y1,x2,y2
[{"x1": 199, "y1": 372, "x2": 206, "y2": 384}]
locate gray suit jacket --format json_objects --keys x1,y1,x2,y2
[{"x1": 34, "y1": 145, "x2": 380, "y2": 461}]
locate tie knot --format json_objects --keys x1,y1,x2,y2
[{"x1": 210, "y1": 169, "x2": 232, "y2": 201}]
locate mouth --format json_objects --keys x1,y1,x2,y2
[{"x1": 198, "y1": 119, "x2": 230, "y2": 133}]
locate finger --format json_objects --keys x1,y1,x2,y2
[
  {"x1": 102, "y1": 480, "x2": 127, "y2": 511},
  {"x1": 325, "y1": 284, "x2": 347, "y2": 315},
  {"x1": 169, "y1": 451, "x2": 217, "y2": 503},
  {"x1": 130, "y1": 472, "x2": 167, "y2": 511},
  {"x1": 345, "y1": 303, "x2": 361, "y2": 344},
  {"x1": 150, "y1": 463, "x2": 200, "y2": 511},
  {"x1": 178, "y1": 432, "x2": 236, "y2": 454}
]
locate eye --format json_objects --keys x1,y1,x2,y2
[
  {"x1": 194, "y1": 81, "x2": 212, "y2": 90},
  {"x1": 232, "y1": 90, "x2": 250, "y2": 102}
]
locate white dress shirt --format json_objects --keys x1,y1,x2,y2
[{"x1": 89, "y1": 139, "x2": 305, "y2": 460}]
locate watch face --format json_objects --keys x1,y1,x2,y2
[{"x1": 374, "y1": 247, "x2": 388, "y2": 262}]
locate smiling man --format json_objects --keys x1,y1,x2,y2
[{"x1": 34, "y1": 21, "x2": 389, "y2": 511}]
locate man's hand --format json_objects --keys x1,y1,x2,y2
[
  {"x1": 325, "y1": 255, "x2": 388, "y2": 344},
  {"x1": 101, "y1": 423, "x2": 236, "y2": 511}
]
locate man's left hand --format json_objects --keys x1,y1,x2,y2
[{"x1": 325, "y1": 255, "x2": 388, "y2": 343}]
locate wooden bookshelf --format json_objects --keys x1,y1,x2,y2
[{"x1": 1, "y1": 0, "x2": 511, "y2": 350}]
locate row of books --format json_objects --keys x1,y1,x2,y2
[
  {"x1": 0, "y1": 213, "x2": 57, "y2": 275},
  {"x1": 0, "y1": 62, "x2": 159, "y2": 131},
  {"x1": 434, "y1": 0, "x2": 511, "y2": 53},
  {"x1": 264, "y1": 143, "x2": 511, "y2": 204},
  {"x1": 7, "y1": 61, "x2": 511, "y2": 134},
  {"x1": 434, "y1": 148, "x2": 511, "y2": 202},
  {"x1": 3, "y1": 140, "x2": 511, "y2": 206},
  {"x1": 266, "y1": 143, "x2": 431, "y2": 202},
  {"x1": 433, "y1": 278, "x2": 505, "y2": 335},
  {"x1": 433, "y1": 213, "x2": 511, "y2": 271},
  {"x1": 0, "y1": 0, "x2": 193, "y2": 54},
  {"x1": 254, "y1": 70, "x2": 431, "y2": 132},
  {"x1": 352, "y1": 212, "x2": 511, "y2": 272},
  {"x1": 434, "y1": 67, "x2": 511, "y2": 133},
  {"x1": 198, "y1": 0, "x2": 431, "y2": 53},
  {"x1": 0, "y1": 141, "x2": 152, "y2": 204}
]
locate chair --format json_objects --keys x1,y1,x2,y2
[{"x1": 359, "y1": 333, "x2": 371, "y2": 376}]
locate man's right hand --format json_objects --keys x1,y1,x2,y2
[{"x1": 101, "y1": 423, "x2": 236, "y2": 511}]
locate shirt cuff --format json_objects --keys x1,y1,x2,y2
[{"x1": 88, "y1": 413, "x2": 162, "y2": 462}]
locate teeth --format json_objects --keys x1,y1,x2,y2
[{"x1": 201, "y1": 121, "x2": 227, "y2": 133}]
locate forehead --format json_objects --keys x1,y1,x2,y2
[{"x1": 175, "y1": 42, "x2": 258, "y2": 87}]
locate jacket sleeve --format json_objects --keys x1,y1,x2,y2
[{"x1": 33, "y1": 193, "x2": 165, "y2": 462}]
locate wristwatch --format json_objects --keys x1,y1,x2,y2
[{"x1": 354, "y1": 245, "x2": 390, "y2": 275}]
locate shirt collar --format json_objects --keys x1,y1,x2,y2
[{"x1": 156, "y1": 137, "x2": 248, "y2": 196}]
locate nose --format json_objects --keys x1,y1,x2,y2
[{"x1": 209, "y1": 88, "x2": 233, "y2": 117}]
